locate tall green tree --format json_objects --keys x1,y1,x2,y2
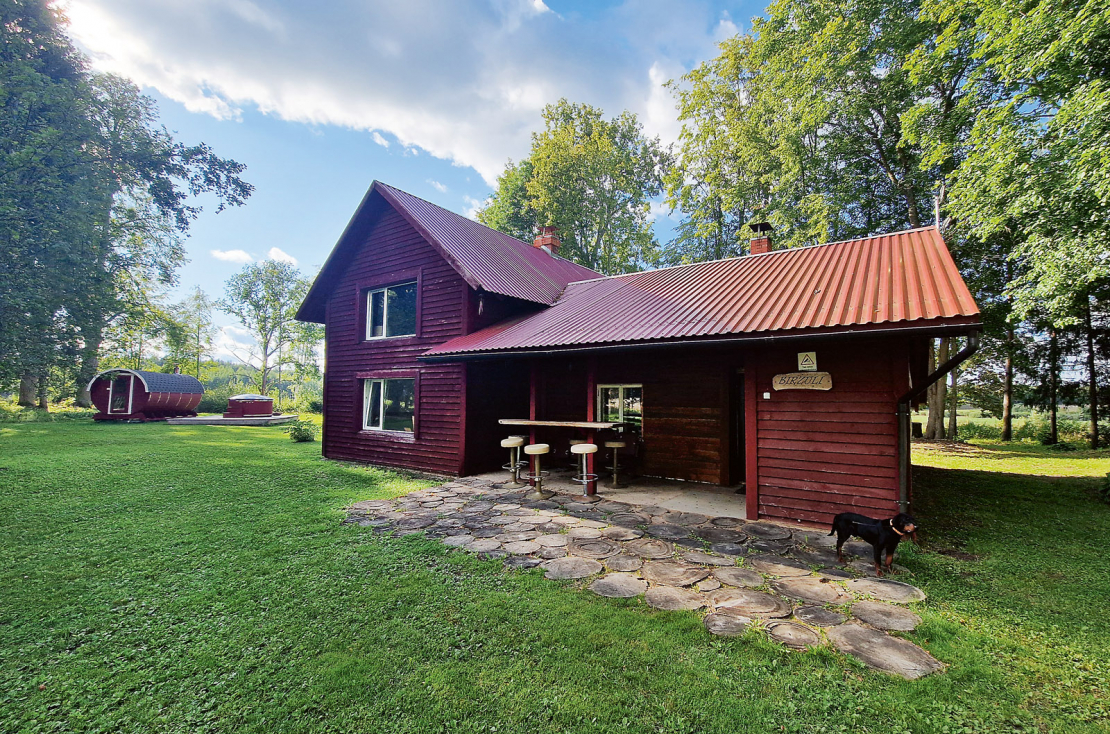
[
  {"x1": 479, "y1": 100, "x2": 671, "y2": 274},
  {"x1": 164, "y1": 288, "x2": 216, "y2": 379},
  {"x1": 219, "y1": 260, "x2": 312, "y2": 396}
]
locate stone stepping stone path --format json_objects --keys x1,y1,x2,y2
[
  {"x1": 826, "y1": 624, "x2": 944, "y2": 679},
  {"x1": 588, "y1": 573, "x2": 647, "y2": 598},
  {"x1": 344, "y1": 480, "x2": 941, "y2": 679},
  {"x1": 851, "y1": 601, "x2": 922, "y2": 631},
  {"x1": 645, "y1": 586, "x2": 707, "y2": 611}
]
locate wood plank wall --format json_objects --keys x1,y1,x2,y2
[
  {"x1": 753, "y1": 342, "x2": 904, "y2": 526},
  {"x1": 323, "y1": 200, "x2": 469, "y2": 474}
]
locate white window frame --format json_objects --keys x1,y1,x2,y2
[
  {"x1": 108, "y1": 374, "x2": 134, "y2": 415},
  {"x1": 362, "y1": 378, "x2": 415, "y2": 433},
  {"x1": 596, "y1": 384, "x2": 643, "y2": 425},
  {"x1": 365, "y1": 281, "x2": 417, "y2": 340}
]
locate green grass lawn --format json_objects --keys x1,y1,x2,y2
[{"x1": 1, "y1": 424, "x2": 1108, "y2": 733}]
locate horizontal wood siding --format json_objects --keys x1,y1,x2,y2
[
  {"x1": 323, "y1": 201, "x2": 467, "y2": 475},
  {"x1": 754, "y1": 342, "x2": 904, "y2": 526}
]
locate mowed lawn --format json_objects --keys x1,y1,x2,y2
[{"x1": 1, "y1": 423, "x2": 1108, "y2": 733}]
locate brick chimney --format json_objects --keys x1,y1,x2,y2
[
  {"x1": 749, "y1": 221, "x2": 773, "y2": 255},
  {"x1": 533, "y1": 225, "x2": 560, "y2": 256}
]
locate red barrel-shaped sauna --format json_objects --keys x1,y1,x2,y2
[
  {"x1": 88, "y1": 369, "x2": 203, "y2": 421},
  {"x1": 223, "y1": 394, "x2": 274, "y2": 418}
]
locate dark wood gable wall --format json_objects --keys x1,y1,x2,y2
[{"x1": 322, "y1": 200, "x2": 468, "y2": 475}]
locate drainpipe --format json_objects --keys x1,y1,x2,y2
[{"x1": 896, "y1": 332, "x2": 980, "y2": 511}]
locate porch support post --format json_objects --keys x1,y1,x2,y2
[
  {"x1": 585, "y1": 356, "x2": 597, "y2": 496},
  {"x1": 529, "y1": 360, "x2": 538, "y2": 487},
  {"x1": 744, "y1": 361, "x2": 759, "y2": 520}
]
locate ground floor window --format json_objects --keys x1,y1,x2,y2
[
  {"x1": 597, "y1": 384, "x2": 642, "y2": 430},
  {"x1": 363, "y1": 378, "x2": 415, "y2": 432}
]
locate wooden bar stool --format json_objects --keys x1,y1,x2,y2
[
  {"x1": 524, "y1": 443, "x2": 552, "y2": 500},
  {"x1": 570, "y1": 443, "x2": 598, "y2": 496},
  {"x1": 499, "y1": 436, "x2": 526, "y2": 488},
  {"x1": 604, "y1": 440, "x2": 627, "y2": 488}
]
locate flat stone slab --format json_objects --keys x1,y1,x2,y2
[
  {"x1": 644, "y1": 524, "x2": 691, "y2": 540},
  {"x1": 749, "y1": 556, "x2": 812, "y2": 577},
  {"x1": 566, "y1": 527, "x2": 603, "y2": 539},
  {"x1": 496, "y1": 531, "x2": 540, "y2": 542},
  {"x1": 588, "y1": 573, "x2": 648, "y2": 598},
  {"x1": 710, "y1": 543, "x2": 747, "y2": 556},
  {"x1": 596, "y1": 501, "x2": 632, "y2": 513},
  {"x1": 605, "y1": 554, "x2": 643, "y2": 572},
  {"x1": 683, "y1": 550, "x2": 735, "y2": 566},
  {"x1": 767, "y1": 621, "x2": 821, "y2": 649},
  {"x1": 712, "y1": 567, "x2": 764, "y2": 588},
  {"x1": 771, "y1": 577, "x2": 853, "y2": 605},
  {"x1": 645, "y1": 586, "x2": 707, "y2": 611},
  {"x1": 710, "y1": 589, "x2": 792, "y2": 618},
  {"x1": 441, "y1": 534, "x2": 474, "y2": 548},
  {"x1": 709, "y1": 516, "x2": 745, "y2": 527},
  {"x1": 748, "y1": 540, "x2": 792, "y2": 554},
  {"x1": 503, "y1": 540, "x2": 541, "y2": 554},
  {"x1": 641, "y1": 561, "x2": 712, "y2": 587},
  {"x1": 625, "y1": 538, "x2": 675, "y2": 559},
  {"x1": 569, "y1": 538, "x2": 623, "y2": 559},
  {"x1": 794, "y1": 605, "x2": 848, "y2": 627},
  {"x1": 609, "y1": 512, "x2": 649, "y2": 527},
  {"x1": 467, "y1": 539, "x2": 502, "y2": 553},
  {"x1": 659, "y1": 511, "x2": 709, "y2": 526},
  {"x1": 696, "y1": 579, "x2": 721, "y2": 591},
  {"x1": 504, "y1": 556, "x2": 543, "y2": 569},
  {"x1": 695, "y1": 527, "x2": 746, "y2": 544},
  {"x1": 535, "y1": 533, "x2": 568, "y2": 547},
  {"x1": 541, "y1": 557, "x2": 604, "y2": 580},
  {"x1": 704, "y1": 612, "x2": 751, "y2": 636},
  {"x1": 851, "y1": 601, "x2": 922, "y2": 631},
  {"x1": 794, "y1": 530, "x2": 837, "y2": 548},
  {"x1": 744, "y1": 522, "x2": 793, "y2": 541},
  {"x1": 826, "y1": 623, "x2": 944, "y2": 679},
  {"x1": 790, "y1": 549, "x2": 840, "y2": 567},
  {"x1": 846, "y1": 578, "x2": 926, "y2": 604},
  {"x1": 395, "y1": 516, "x2": 437, "y2": 530},
  {"x1": 537, "y1": 547, "x2": 567, "y2": 560},
  {"x1": 349, "y1": 500, "x2": 394, "y2": 511},
  {"x1": 602, "y1": 526, "x2": 643, "y2": 541}
]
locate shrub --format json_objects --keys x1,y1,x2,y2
[
  {"x1": 956, "y1": 421, "x2": 1002, "y2": 440},
  {"x1": 197, "y1": 380, "x2": 252, "y2": 414},
  {"x1": 284, "y1": 419, "x2": 319, "y2": 443}
]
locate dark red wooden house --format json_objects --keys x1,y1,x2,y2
[
  {"x1": 297, "y1": 181, "x2": 980, "y2": 525},
  {"x1": 88, "y1": 368, "x2": 203, "y2": 421}
]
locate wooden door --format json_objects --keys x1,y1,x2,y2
[
  {"x1": 728, "y1": 368, "x2": 745, "y2": 486},
  {"x1": 108, "y1": 375, "x2": 133, "y2": 415}
]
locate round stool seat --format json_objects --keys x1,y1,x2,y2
[
  {"x1": 501, "y1": 436, "x2": 525, "y2": 448},
  {"x1": 524, "y1": 443, "x2": 550, "y2": 455},
  {"x1": 570, "y1": 443, "x2": 598, "y2": 454},
  {"x1": 604, "y1": 441, "x2": 627, "y2": 448}
]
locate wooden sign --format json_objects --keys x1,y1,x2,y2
[{"x1": 772, "y1": 372, "x2": 832, "y2": 391}]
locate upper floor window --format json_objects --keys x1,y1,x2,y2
[
  {"x1": 597, "y1": 384, "x2": 643, "y2": 430},
  {"x1": 366, "y1": 281, "x2": 417, "y2": 339}
]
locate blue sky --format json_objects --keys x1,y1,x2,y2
[{"x1": 64, "y1": 0, "x2": 765, "y2": 356}]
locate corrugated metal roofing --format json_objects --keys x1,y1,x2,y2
[
  {"x1": 376, "y1": 183, "x2": 600, "y2": 305},
  {"x1": 295, "y1": 182, "x2": 600, "y2": 322},
  {"x1": 423, "y1": 226, "x2": 980, "y2": 358}
]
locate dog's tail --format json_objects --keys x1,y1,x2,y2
[{"x1": 827, "y1": 526, "x2": 835, "y2": 536}]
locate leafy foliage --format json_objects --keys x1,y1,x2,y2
[{"x1": 283, "y1": 418, "x2": 319, "y2": 442}]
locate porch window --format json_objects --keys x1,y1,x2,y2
[
  {"x1": 597, "y1": 384, "x2": 642, "y2": 430},
  {"x1": 365, "y1": 281, "x2": 417, "y2": 339},
  {"x1": 362, "y1": 378, "x2": 415, "y2": 432}
]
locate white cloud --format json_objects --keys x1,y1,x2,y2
[
  {"x1": 463, "y1": 195, "x2": 485, "y2": 219},
  {"x1": 427, "y1": 179, "x2": 448, "y2": 193},
  {"x1": 211, "y1": 248, "x2": 254, "y2": 263},
  {"x1": 65, "y1": 0, "x2": 734, "y2": 184},
  {"x1": 267, "y1": 247, "x2": 298, "y2": 265},
  {"x1": 648, "y1": 199, "x2": 674, "y2": 221},
  {"x1": 212, "y1": 323, "x2": 256, "y2": 362}
]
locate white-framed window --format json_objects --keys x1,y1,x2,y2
[
  {"x1": 362, "y1": 378, "x2": 416, "y2": 432},
  {"x1": 365, "y1": 281, "x2": 417, "y2": 339},
  {"x1": 597, "y1": 384, "x2": 643, "y2": 430}
]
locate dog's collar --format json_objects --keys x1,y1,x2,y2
[{"x1": 888, "y1": 520, "x2": 906, "y2": 536}]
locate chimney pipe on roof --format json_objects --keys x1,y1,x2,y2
[
  {"x1": 533, "y1": 225, "x2": 560, "y2": 256},
  {"x1": 749, "y1": 221, "x2": 774, "y2": 255}
]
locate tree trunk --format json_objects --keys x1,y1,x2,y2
[
  {"x1": 37, "y1": 376, "x2": 48, "y2": 411},
  {"x1": 1086, "y1": 301, "x2": 1099, "y2": 450},
  {"x1": 75, "y1": 323, "x2": 104, "y2": 408},
  {"x1": 926, "y1": 338, "x2": 949, "y2": 438},
  {"x1": 1002, "y1": 324, "x2": 1014, "y2": 441},
  {"x1": 18, "y1": 372, "x2": 37, "y2": 407},
  {"x1": 948, "y1": 366, "x2": 958, "y2": 439},
  {"x1": 1049, "y1": 330, "x2": 1058, "y2": 445}
]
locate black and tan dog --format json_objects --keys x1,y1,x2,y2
[{"x1": 828, "y1": 512, "x2": 918, "y2": 577}]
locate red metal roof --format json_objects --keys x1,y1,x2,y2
[
  {"x1": 423, "y1": 226, "x2": 980, "y2": 358},
  {"x1": 296, "y1": 182, "x2": 600, "y2": 322}
]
